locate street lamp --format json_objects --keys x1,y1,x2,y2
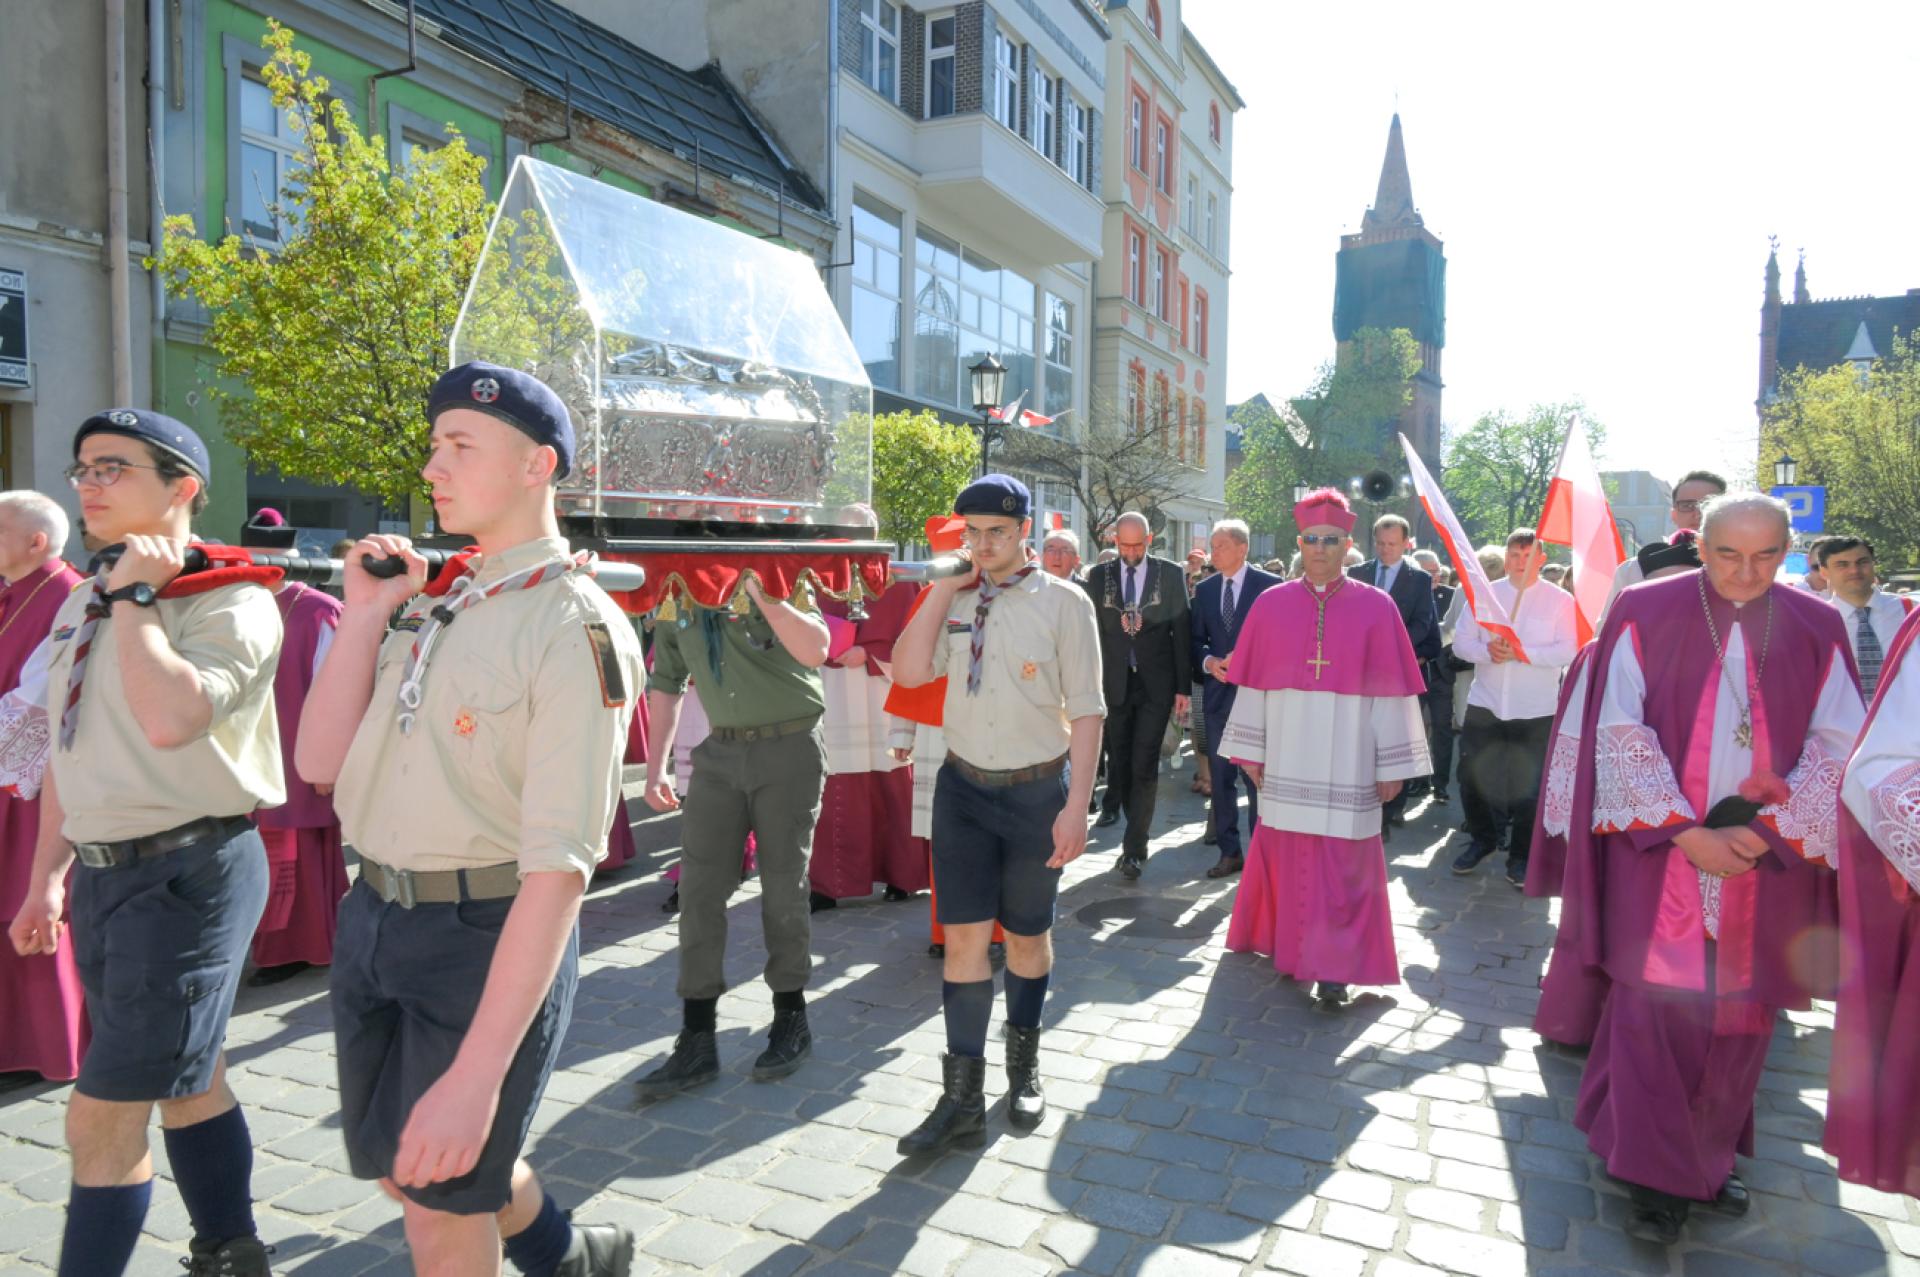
[
  {"x1": 1774, "y1": 453, "x2": 1798, "y2": 486},
  {"x1": 969, "y1": 354, "x2": 1008, "y2": 473},
  {"x1": 1292, "y1": 483, "x2": 1312, "y2": 505}
]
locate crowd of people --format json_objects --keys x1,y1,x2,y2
[{"x1": 4, "y1": 384, "x2": 1920, "y2": 1275}]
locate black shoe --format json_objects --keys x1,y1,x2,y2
[
  {"x1": 1432, "y1": 787, "x2": 1450, "y2": 804},
  {"x1": 1094, "y1": 809, "x2": 1120, "y2": 828},
  {"x1": 809, "y1": 891, "x2": 838, "y2": 913},
  {"x1": 928, "y1": 943, "x2": 945, "y2": 958},
  {"x1": 1005, "y1": 1025, "x2": 1046, "y2": 1131},
  {"x1": 752, "y1": 1008, "x2": 811, "y2": 1081},
  {"x1": 660, "y1": 888, "x2": 679, "y2": 915},
  {"x1": 1205, "y1": 855, "x2": 1244, "y2": 879},
  {"x1": 1314, "y1": 982, "x2": 1351, "y2": 1009},
  {"x1": 1504, "y1": 858, "x2": 1528, "y2": 890},
  {"x1": 184, "y1": 1236, "x2": 274, "y2": 1276},
  {"x1": 246, "y1": 962, "x2": 310, "y2": 988},
  {"x1": 634, "y1": 1030, "x2": 719, "y2": 1100},
  {"x1": 554, "y1": 1221, "x2": 635, "y2": 1277},
  {"x1": 897, "y1": 1053, "x2": 987, "y2": 1156},
  {"x1": 883, "y1": 884, "x2": 916, "y2": 902},
  {"x1": 1387, "y1": 808, "x2": 1407, "y2": 828},
  {"x1": 1624, "y1": 1184, "x2": 1691, "y2": 1244},
  {"x1": 1119, "y1": 854, "x2": 1142, "y2": 881},
  {"x1": 1452, "y1": 841, "x2": 1496, "y2": 875},
  {"x1": 1702, "y1": 1172, "x2": 1750, "y2": 1218}
]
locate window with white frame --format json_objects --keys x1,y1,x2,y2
[
  {"x1": 1043, "y1": 292, "x2": 1074, "y2": 420},
  {"x1": 992, "y1": 28, "x2": 1019, "y2": 132},
  {"x1": 236, "y1": 75, "x2": 301, "y2": 242},
  {"x1": 1185, "y1": 175, "x2": 1197, "y2": 233},
  {"x1": 1205, "y1": 193, "x2": 1218, "y2": 254},
  {"x1": 1129, "y1": 96, "x2": 1145, "y2": 170},
  {"x1": 851, "y1": 192, "x2": 903, "y2": 390},
  {"x1": 857, "y1": 0, "x2": 900, "y2": 102},
  {"x1": 1065, "y1": 97, "x2": 1090, "y2": 186},
  {"x1": 1151, "y1": 248, "x2": 1166, "y2": 319},
  {"x1": 1193, "y1": 290, "x2": 1208, "y2": 357},
  {"x1": 926, "y1": 14, "x2": 956, "y2": 118},
  {"x1": 914, "y1": 223, "x2": 1037, "y2": 409},
  {"x1": 1029, "y1": 67, "x2": 1056, "y2": 160},
  {"x1": 1155, "y1": 118, "x2": 1171, "y2": 194},
  {"x1": 1126, "y1": 231, "x2": 1143, "y2": 304}
]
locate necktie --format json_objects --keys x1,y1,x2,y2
[
  {"x1": 1124, "y1": 565, "x2": 1137, "y2": 607},
  {"x1": 1857, "y1": 607, "x2": 1884, "y2": 699},
  {"x1": 1223, "y1": 575, "x2": 1236, "y2": 624},
  {"x1": 967, "y1": 563, "x2": 1038, "y2": 694}
]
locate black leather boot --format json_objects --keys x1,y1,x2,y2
[
  {"x1": 1005, "y1": 1025, "x2": 1046, "y2": 1130},
  {"x1": 634, "y1": 1030, "x2": 719, "y2": 1100},
  {"x1": 897, "y1": 1053, "x2": 987, "y2": 1156},
  {"x1": 183, "y1": 1236, "x2": 274, "y2": 1276},
  {"x1": 552, "y1": 1221, "x2": 635, "y2": 1277}
]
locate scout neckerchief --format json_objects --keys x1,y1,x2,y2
[
  {"x1": 967, "y1": 562, "x2": 1038, "y2": 695},
  {"x1": 396, "y1": 547, "x2": 592, "y2": 734},
  {"x1": 59, "y1": 544, "x2": 284, "y2": 750}
]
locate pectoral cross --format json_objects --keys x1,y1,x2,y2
[{"x1": 1307, "y1": 648, "x2": 1332, "y2": 679}]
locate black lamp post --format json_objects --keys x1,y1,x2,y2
[
  {"x1": 969, "y1": 353, "x2": 1008, "y2": 474},
  {"x1": 1774, "y1": 453, "x2": 1798, "y2": 487}
]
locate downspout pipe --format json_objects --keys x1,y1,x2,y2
[
  {"x1": 148, "y1": 0, "x2": 167, "y2": 408},
  {"x1": 107, "y1": 0, "x2": 134, "y2": 403}
]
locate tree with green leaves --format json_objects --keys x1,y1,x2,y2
[
  {"x1": 869, "y1": 409, "x2": 981, "y2": 548},
  {"x1": 1761, "y1": 332, "x2": 1920, "y2": 566},
  {"x1": 1000, "y1": 387, "x2": 1194, "y2": 547},
  {"x1": 1442, "y1": 402, "x2": 1603, "y2": 546},
  {"x1": 155, "y1": 23, "x2": 495, "y2": 503},
  {"x1": 1226, "y1": 327, "x2": 1422, "y2": 533}
]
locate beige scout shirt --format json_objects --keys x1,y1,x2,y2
[
  {"x1": 930, "y1": 568, "x2": 1104, "y2": 770},
  {"x1": 333, "y1": 537, "x2": 644, "y2": 883},
  {"x1": 45, "y1": 581, "x2": 285, "y2": 844}
]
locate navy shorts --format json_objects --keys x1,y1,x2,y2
[
  {"x1": 331, "y1": 879, "x2": 578, "y2": 1215},
  {"x1": 930, "y1": 762, "x2": 1069, "y2": 936},
  {"x1": 71, "y1": 824, "x2": 269, "y2": 1103}
]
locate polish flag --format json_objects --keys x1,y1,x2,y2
[
  {"x1": 1019, "y1": 409, "x2": 1054, "y2": 429},
  {"x1": 1399, "y1": 434, "x2": 1529, "y2": 662},
  {"x1": 1049, "y1": 511, "x2": 1066, "y2": 531},
  {"x1": 986, "y1": 392, "x2": 1027, "y2": 423},
  {"x1": 1535, "y1": 420, "x2": 1625, "y2": 646}
]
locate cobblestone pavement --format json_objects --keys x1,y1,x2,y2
[{"x1": 4, "y1": 759, "x2": 1919, "y2": 1277}]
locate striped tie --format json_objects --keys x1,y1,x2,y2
[
  {"x1": 1857, "y1": 607, "x2": 1884, "y2": 699},
  {"x1": 58, "y1": 569, "x2": 112, "y2": 751},
  {"x1": 967, "y1": 563, "x2": 1038, "y2": 695}
]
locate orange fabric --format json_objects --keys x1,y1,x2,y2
[{"x1": 882, "y1": 515, "x2": 968, "y2": 726}]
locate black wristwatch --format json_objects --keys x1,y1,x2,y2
[{"x1": 103, "y1": 582, "x2": 159, "y2": 609}]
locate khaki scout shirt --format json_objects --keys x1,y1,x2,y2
[
  {"x1": 45, "y1": 581, "x2": 285, "y2": 844},
  {"x1": 930, "y1": 569, "x2": 1104, "y2": 770},
  {"x1": 333, "y1": 537, "x2": 644, "y2": 883},
  {"x1": 648, "y1": 599, "x2": 824, "y2": 729}
]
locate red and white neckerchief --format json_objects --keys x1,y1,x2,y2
[{"x1": 396, "y1": 549, "x2": 594, "y2": 735}]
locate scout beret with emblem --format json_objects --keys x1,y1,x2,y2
[
  {"x1": 428, "y1": 360, "x2": 576, "y2": 478},
  {"x1": 954, "y1": 473, "x2": 1030, "y2": 520},
  {"x1": 75, "y1": 408, "x2": 211, "y2": 482}
]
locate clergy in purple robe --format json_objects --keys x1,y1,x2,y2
[
  {"x1": 0, "y1": 491, "x2": 88, "y2": 1086},
  {"x1": 1560, "y1": 493, "x2": 1862, "y2": 1244},
  {"x1": 1829, "y1": 604, "x2": 1920, "y2": 1198},
  {"x1": 1221, "y1": 487, "x2": 1430, "y2": 1009}
]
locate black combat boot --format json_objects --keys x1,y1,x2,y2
[
  {"x1": 183, "y1": 1236, "x2": 274, "y2": 1276},
  {"x1": 634, "y1": 1030, "x2": 718, "y2": 1100},
  {"x1": 1004, "y1": 1025, "x2": 1046, "y2": 1130},
  {"x1": 752, "y1": 1008, "x2": 812, "y2": 1081},
  {"x1": 553, "y1": 1221, "x2": 635, "y2": 1277},
  {"x1": 896, "y1": 1053, "x2": 987, "y2": 1156}
]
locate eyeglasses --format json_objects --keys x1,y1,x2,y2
[
  {"x1": 1299, "y1": 534, "x2": 1347, "y2": 548},
  {"x1": 1672, "y1": 499, "x2": 1704, "y2": 512},
  {"x1": 65, "y1": 460, "x2": 160, "y2": 488},
  {"x1": 961, "y1": 525, "x2": 1021, "y2": 546}
]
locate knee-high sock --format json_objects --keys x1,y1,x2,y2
[
  {"x1": 58, "y1": 1181, "x2": 152, "y2": 1277},
  {"x1": 943, "y1": 979, "x2": 994, "y2": 1058},
  {"x1": 162, "y1": 1105, "x2": 256, "y2": 1246},
  {"x1": 1004, "y1": 970, "x2": 1050, "y2": 1030},
  {"x1": 503, "y1": 1190, "x2": 573, "y2": 1277}
]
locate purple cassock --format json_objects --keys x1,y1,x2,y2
[
  {"x1": 1558, "y1": 571, "x2": 1862, "y2": 1201},
  {"x1": 1829, "y1": 605, "x2": 1920, "y2": 1198},
  {"x1": 251, "y1": 583, "x2": 350, "y2": 968},
  {"x1": 0, "y1": 560, "x2": 89, "y2": 1080}
]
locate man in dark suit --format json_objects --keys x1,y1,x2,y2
[
  {"x1": 1084, "y1": 512, "x2": 1190, "y2": 879},
  {"x1": 1348, "y1": 514, "x2": 1440, "y2": 830},
  {"x1": 1190, "y1": 519, "x2": 1281, "y2": 877},
  {"x1": 1413, "y1": 548, "x2": 1460, "y2": 804}
]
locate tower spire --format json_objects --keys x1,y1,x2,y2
[
  {"x1": 1793, "y1": 250, "x2": 1810, "y2": 304},
  {"x1": 1361, "y1": 114, "x2": 1421, "y2": 231}
]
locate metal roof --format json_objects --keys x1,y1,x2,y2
[{"x1": 411, "y1": 0, "x2": 824, "y2": 211}]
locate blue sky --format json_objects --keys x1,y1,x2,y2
[{"x1": 1203, "y1": 0, "x2": 1920, "y2": 483}]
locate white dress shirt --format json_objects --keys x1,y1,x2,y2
[
  {"x1": 1453, "y1": 576, "x2": 1579, "y2": 721},
  {"x1": 1831, "y1": 588, "x2": 1909, "y2": 670},
  {"x1": 1217, "y1": 563, "x2": 1249, "y2": 621}
]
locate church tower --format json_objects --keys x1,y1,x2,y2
[{"x1": 1333, "y1": 114, "x2": 1447, "y2": 471}]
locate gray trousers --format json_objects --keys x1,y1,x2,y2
[{"x1": 676, "y1": 724, "x2": 827, "y2": 1000}]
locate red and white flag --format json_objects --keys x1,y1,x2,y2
[
  {"x1": 986, "y1": 391, "x2": 1027, "y2": 424},
  {"x1": 1399, "y1": 434, "x2": 1529, "y2": 662},
  {"x1": 1535, "y1": 420, "x2": 1625, "y2": 646},
  {"x1": 1019, "y1": 408, "x2": 1054, "y2": 429}
]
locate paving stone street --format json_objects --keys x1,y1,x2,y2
[{"x1": 4, "y1": 759, "x2": 1919, "y2": 1277}]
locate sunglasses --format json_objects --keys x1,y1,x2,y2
[{"x1": 1298, "y1": 534, "x2": 1347, "y2": 548}]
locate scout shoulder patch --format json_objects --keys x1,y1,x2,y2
[
  {"x1": 391, "y1": 614, "x2": 426, "y2": 633},
  {"x1": 582, "y1": 620, "x2": 628, "y2": 708},
  {"x1": 52, "y1": 624, "x2": 76, "y2": 643},
  {"x1": 945, "y1": 618, "x2": 972, "y2": 634}
]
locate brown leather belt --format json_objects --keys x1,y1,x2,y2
[
  {"x1": 710, "y1": 715, "x2": 820, "y2": 743},
  {"x1": 358, "y1": 857, "x2": 521, "y2": 908},
  {"x1": 72, "y1": 814, "x2": 254, "y2": 870},
  {"x1": 945, "y1": 752, "x2": 1068, "y2": 788}
]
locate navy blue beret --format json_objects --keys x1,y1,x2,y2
[
  {"x1": 428, "y1": 361, "x2": 575, "y2": 479},
  {"x1": 954, "y1": 473, "x2": 1031, "y2": 520},
  {"x1": 75, "y1": 409, "x2": 211, "y2": 483}
]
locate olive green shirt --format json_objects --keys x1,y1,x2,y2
[{"x1": 649, "y1": 599, "x2": 823, "y2": 729}]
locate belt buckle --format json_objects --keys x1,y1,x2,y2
[{"x1": 389, "y1": 867, "x2": 418, "y2": 909}]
